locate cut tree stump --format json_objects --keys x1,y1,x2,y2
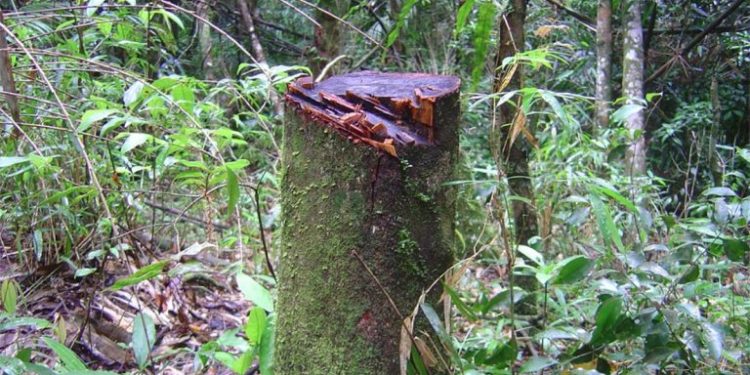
[{"x1": 275, "y1": 71, "x2": 460, "y2": 374}]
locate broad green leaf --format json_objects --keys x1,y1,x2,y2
[
  {"x1": 611, "y1": 103, "x2": 643, "y2": 124},
  {"x1": 591, "y1": 184, "x2": 638, "y2": 213},
  {"x1": 420, "y1": 303, "x2": 459, "y2": 363},
  {"x1": 724, "y1": 239, "x2": 749, "y2": 261},
  {"x1": 224, "y1": 159, "x2": 250, "y2": 171},
  {"x1": 519, "y1": 356, "x2": 557, "y2": 373},
  {"x1": 677, "y1": 264, "x2": 700, "y2": 284},
  {"x1": 0, "y1": 355, "x2": 25, "y2": 375},
  {"x1": 590, "y1": 296, "x2": 622, "y2": 347},
  {"x1": 701, "y1": 322, "x2": 723, "y2": 361},
  {"x1": 123, "y1": 81, "x2": 145, "y2": 106},
  {"x1": 74, "y1": 267, "x2": 97, "y2": 278},
  {"x1": 517, "y1": 245, "x2": 544, "y2": 266},
  {"x1": 237, "y1": 273, "x2": 274, "y2": 312},
  {"x1": 552, "y1": 256, "x2": 594, "y2": 285},
  {"x1": 226, "y1": 167, "x2": 239, "y2": 215},
  {"x1": 258, "y1": 317, "x2": 275, "y2": 375},
  {"x1": 0, "y1": 316, "x2": 50, "y2": 331},
  {"x1": 78, "y1": 109, "x2": 119, "y2": 133},
  {"x1": 43, "y1": 337, "x2": 87, "y2": 371},
  {"x1": 0, "y1": 157, "x2": 29, "y2": 169},
  {"x1": 443, "y1": 284, "x2": 477, "y2": 321},
  {"x1": 454, "y1": 0, "x2": 476, "y2": 35},
  {"x1": 120, "y1": 133, "x2": 150, "y2": 153},
  {"x1": 245, "y1": 307, "x2": 267, "y2": 346},
  {"x1": 132, "y1": 313, "x2": 156, "y2": 369},
  {"x1": 590, "y1": 194, "x2": 624, "y2": 252},
  {"x1": 703, "y1": 187, "x2": 736, "y2": 197},
  {"x1": 1, "y1": 280, "x2": 18, "y2": 315},
  {"x1": 231, "y1": 350, "x2": 254, "y2": 375},
  {"x1": 109, "y1": 260, "x2": 168, "y2": 291}
]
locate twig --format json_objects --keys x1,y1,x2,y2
[
  {"x1": 646, "y1": 0, "x2": 746, "y2": 83},
  {"x1": 145, "y1": 200, "x2": 230, "y2": 231},
  {"x1": 544, "y1": 0, "x2": 595, "y2": 31},
  {"x1": 252, "y1": 182, "x2": 276, "y2": 281}
]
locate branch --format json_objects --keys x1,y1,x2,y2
[
  {"x1": 144, "y1": 201, "x2": 230, "y2": 231},
  {"x1": 646, "y1": 0, "x2": 746, "y2": 83},
  {"x1": 544, "y1": 0, "x2": 595, "y2": 31}
]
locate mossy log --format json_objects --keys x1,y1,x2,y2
[{"x1": 276, "y1": 72, "x2": 460, "y2": 374}]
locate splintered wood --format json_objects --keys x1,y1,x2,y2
[{"x1": 285, "y1": 72, "x2": 460, "y2": 157}]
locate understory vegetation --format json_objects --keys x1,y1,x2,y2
[{"x1": 0, "y1": 0, "x2": 749, "y2": 374}]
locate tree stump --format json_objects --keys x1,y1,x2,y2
[{"x1": 276, "y1": 72, "x2": 460, "y2": 374}]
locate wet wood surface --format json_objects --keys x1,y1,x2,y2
[{"x1": 285, "y1": 71, "x2": 461, "y2": 157}]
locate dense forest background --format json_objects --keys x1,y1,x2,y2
[{"x1": 0, "y1": 0, "x2": 749, "y2": 374}]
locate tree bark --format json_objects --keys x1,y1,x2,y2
[
  {"x1": 492, "y1": 0, "x2": 538, "y2": 248},
  {"x1": 0, "y1": 10, "x2": 20, "y2": 136},
  {"x1": 276, "y1": 72, "x2": 460, "y2": 374},
  {"x1": 195, "y1": 0, "x2": 217, "y2": 80},
  {"x1": 310, "y1": 0, "x2": 348, "y2": 76},
  {"x1": 622, "y1": 0, "x2": 646, "y2": 175},
  {"x1": 595, "y1": 0, "x2": 612, "y2": 129},
  {"x1": 491, "y1": 0, "x2": 540, "y2": 314}
]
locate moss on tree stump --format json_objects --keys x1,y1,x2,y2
[{"x1": 275, "y1": 72, "x2": 460, "y2": 374}]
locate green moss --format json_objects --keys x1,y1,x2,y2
[{"x1": 396, "y1": 229, "x2": 427, "y2": 278}]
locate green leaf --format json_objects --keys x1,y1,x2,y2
[
  {"x1": 591, "y1": 184, "x2": 638, "y2": 213},
  {"x1": 0, "y1": 355, "x2": 25, "y2": 375},
  {"x1": 470, "y1": 0, "x2": 496, "y2": 89},
  {"x1": 552, "y1": 256, "x2": 594, "y2": 285},
  {"x1": 590, "y1": 296, "x2": 622, "y2": 347},
  {"x1": 230, "y1": 350, "x2": 254, "y2": 375},
  {"x1": 258, "y1": 317, "x2": 275, "y2": 375},
  {"x1": 443, "y1": 284, "x2": 477, "y2": 321},
  {"x1": 611, "y1": 103, "x2": 643, "y2": 124},
  {"x1": 386, "y1": 0, "x2": 418, "y2": 48},
  {"x1": 43, "y1": 337, "x2": 87, "y2": 371},
  {"x1": 109, "y1": 260, "x2": 168, "y2": 291},
  {"x1": 236, "y1": 273, "x2": 274, "y2": 312},
  {"x1": 703, "y1": 187, "x2": 736, "y2": 197},
  {"x1": 454, "y1": 0, "x2": 476, "y2": 35},
  {"x1": 226, "y1": 167, "x2": 239, "y2": 215},
  {"x1": 123, "y1": 81, "x2": 145, "y2": 107},
  {"x1": 678, "y1": 264, "x2": 700, "y2": 284},
  {"x1": 132, "y1": 313, "x2": 156, "y2": 369},
  {"x1": 517, "y1": 245, "x2": 544, "y2": 266},
  {"x1": 245, "y1": 307, "x2": 267, "y2": 346},
  {"x1": 590, "y1": 194, "x2": 624, "y2": 252},
  {"x1": 78, "y1": 109, "x2": 119, "y2": 133},
  {"x1": 0, "y1": 316, "x2": 50, "y2": 331},
  {"x1": 519, "y1": 356, "x2": 557, "y2": 373},
  {"x1": 724, "y1": 239, "x2": 749, "y2": 261},
  {"x1": 1, "y1": 280, "x2": 18, "y2": 315},
  {"x1": 0, "y1": 157, "x2": 29, "y2": 169},
  {"x1": 701, "y1": 321, "x2": 723, "y2": 361},
  {"x1": 120, "y1": 133, "x2": 150, "y2": 153}
]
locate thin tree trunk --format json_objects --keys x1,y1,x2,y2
[
  {"x1": 493, "y1": 0, "x2": 537, "y2": 248},
  {"x1": 491, "y1": 0, "x2": 539, "y2": 314},
  {"x1": 310, "y1": 0, "x2": 348, "y2": 76},
  {"x1": 0, "y1": 11, "x2": 21, "y2": 136},
  {"x1": 276, "y1": 72, "x2": 460, "y2": 374},
  {"x1": 238, "y1": 0, "x2": 282, "y2": 114},
  {"x1": 238, "y1": 0, "x2": 267, "y2": 62},
  {"x1": 195, "y1": 0, "x2": 217, "y2": 80},
  {"x1": 595, "y1": 0, "x2": 612, "y2": 129},
  {"x1": 622, "y1": 0, "x2": 646, "y2": 175}
]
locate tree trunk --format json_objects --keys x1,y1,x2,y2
[
  {"x1": 195, "y1": 0, "x2": 217, "y2": 80},
  {"x1": 491, "y1": 0, "x2": 539, "y2": 314},
  {"x1": 276, "y1": 72, "x2": 460, "y2": 374},
  {"x1": 595, "y1": 0, "x2": 612, "y2": 129},
  {"x1": 622, "y1": 0, "x2": 646, "y2": 175},
  {"x1": 310, "y1": 0, "x2": 348, "y2": 76},
  {"x1": 0, "y1": 10, "x2": 20, "y2": 136},
  {"x1": 493, "y1": 0, "x2": 537, "y2": 248}
]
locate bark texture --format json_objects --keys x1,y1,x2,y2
[
  {"x1": 622, "y1": 0, "x2": 646, "y2": 175},
  {"x1": 0, "y1": 10, "x2": 20, "y2": 135},
  {"x1": 595, "y1": 0, "x2": 612, "y2": 129},
  {"x1": 310, "y1": 0, "x2": 348, "y2": 76},
  {"x1": 492, "y1": 0, "x2": 539, "y2": 249},
  {"x1": 276, "y1": 72, "x2": 460, "y2": 374}
]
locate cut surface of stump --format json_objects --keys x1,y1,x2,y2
[{"x1": 276, "y1": 71, "x2": 460, "y2": 374}]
